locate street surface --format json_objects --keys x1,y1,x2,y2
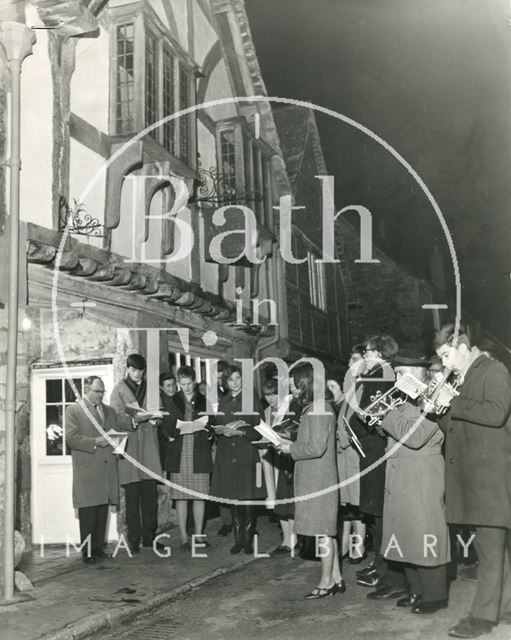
[{"x1": 97, "y1": 552, "x2": 511, "y2": 640}]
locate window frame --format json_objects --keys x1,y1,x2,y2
[
  {"x1": 214, "y1": 117, "x2": 274, "y2": 229},
  {"x1": 109, "y1": 8, "x2": 198, "y2": 169}
]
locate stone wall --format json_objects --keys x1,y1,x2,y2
[{"x1": 340, "y1": 221, "x2": 442, "y2": 353}]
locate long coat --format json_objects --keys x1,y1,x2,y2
[
  {"x1": 337, "y1": 383, "x2": 363, "y2": 506},
  {"x1": 380, "y1": 403, "x2": 450, "y2": 566},
  {"x1": 65, "y1": 400, "x2": 120, "y2": 509},
  {"x1": 290, "y1": 402, "x2": 338, "y2": 537},
  {"x1": 210, "y1": 392, "x2": 264, "y2": 501},
  {"x1": 349, "y1": 363, "x2": 394, "y2": 516},
  {"x1": 162, "y1": 391, "x2": 214, "y2": 474},
  {"x1": 110, "y1": 379, "x2": 163, "y2": 486},
  {"x1": 442, "y1": 355, "x2": 511, "y2": 528}
]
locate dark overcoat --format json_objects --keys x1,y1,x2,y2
[
  {"x1": 210, "y1": 392, "x2": 264, "y2": 501},
  {"x1": 349, "y1": 363, "x2": 394, "y2": 516},
  {"x1": 65, "y1": 400, "x2": 120, "y2": 509},
  {"x1": 110, "y1": 379, "x2": 163, "y2": 486},
  {"x1": 290, "y1": 402, "x2": 338, "y2": 537},
  {"x1": 163, "y1": 391, "x2": 214, "y2": 474},
  {"x1": 442, "y1": 355, "x2": 511, "y2": 528}
]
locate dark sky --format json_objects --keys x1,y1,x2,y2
[{"x1": 245, "y1": 0, "x2": 511, "y2": 343}]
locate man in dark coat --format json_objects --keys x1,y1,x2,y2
[
  {"x1": 65, "y1": 376, "x2": 122, "y2": 564},
  {"x1": 434, "y1": 323, "x2": 511, "y2": 638}
]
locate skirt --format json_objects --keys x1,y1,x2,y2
[{"x1": 169, "y1": 435, "x2": 209, "y2": 500}]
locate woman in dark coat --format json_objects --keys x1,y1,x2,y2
[
  {"x1": 210, "y1": 365, "x2": 264, "y2": 555},
  {"x1": 161, "y1": 366, "x2": 213, "y2": 551},
  {"x1": 276, "y1": 362, "x2": 344, "y2": 599}
]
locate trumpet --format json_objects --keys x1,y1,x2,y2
[
  {"x1": 422, "y1": 368, "x2": 464, "y2": 415},
  {"x1": 361, "y1": 368, "x2": 464, "y2": 426}
]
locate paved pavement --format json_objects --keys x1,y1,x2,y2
[
  {"x1": 97, "y1": 555, "x2": 511, "y2": 640},
  {"x1": 2, "y1": 517, "x2": 510, "y2": 640},
  {"x1": 1, "y1": 516, "x2": 282, "y2": 640}
]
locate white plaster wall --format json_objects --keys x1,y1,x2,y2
[
  {"x1": 197, "y1": 120, "x2": 216, "y2": 173},
  {"x1": 111, "y1": 177, "x2": 137, "y2": 259},
  {"x1": 199, "y1": 213, "x2": 218, "y2": 294},
  {"x1": 194, "y1": 5, "x2": 217, "y2": 67},
  {"x1": 151, "y1": 0, "x2": 172, "y2": 32},
  {"x1": 164, "y1": 204, "x2": 193, "y2": 281},
  {"x1": 169, "y1": 0, "x2": 189, "y2": 49},
  {"x1": 71, "y1": 26, "x2": 110, "y2": 133},
  {"x1": 69, "y1": 140, "x2": 106, "y2": 224},
  {"x1": 19, "y1": 31, "x2": 53, "y2": 227},
  {"x1": 203, "y1": 62, "x2": 238, "y2": 121}
]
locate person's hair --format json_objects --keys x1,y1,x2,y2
[
  {"x1": 262, "y1": 378, "x2": 278, "y2": 395},
  {"x1": 84, "y1": 376, "x2": 102, "y2": 390},
  {"x1": 159, "y1": 371, "x2": 176, "y2": 386},
  {"x1": 326, "y1": 366, "x2": 346, "y2": 386},
  {"x1": 176, "y1": 365, "x2": 195, "y2": 381},
  {"x1": 350, "y1": 343, "x2": 365, "y2": 358},
  {"x1": 126, "y1": 353, "x2": 146, "y2": 371},
  {"x1": 365, "y1": 334, "x2": 399, "y2": 361},
  {"x1": 292, "y1": 362, "x2": 315, "y2": 403},
  {"x1": 225, "y1": 365, "x2": 242, "y2": 380},
  {"x1": 217, "y1": 360, "x2": 230, "y2": 375},
  {"x1": 433, "y1": 322, "x2": 471, "y2": 350}
]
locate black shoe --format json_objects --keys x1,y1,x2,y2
[
  {"x1": 128, "y1": 542, "x2": 140, "y2": 554},
  {"x1": 217, "y1": 524, "x2": 232, "y2": 536},
  {"x1": 304, "y1": 584, "x2": 337, "y2": 599},
  {"x1": 356, "y1": 563, "x2": 376, "y2": 578},
  {"x1": 93, "y1": 550, "x2": 111, "y2": 561},
  {"x1": 448, "y1": 616, "x2": 494, "y2": 638},
  {"x1": 273, "y1": 544, "x2": 293, "y2": 555},
  {"x1": 230, "y1": 542, "x2": 243, "y2": 554},
  {"x1": 397, "y1": 593, "x2": 422, "y2": 607},
  {"x1": 82, "y1": 556, "x2": 96, "y2": 565},
  {"x1": 412, "y1": 599, "x2": 448, "y2": 614},
  {"x1": 335, "y1": 579, "x2": 347, "y2": 595},
  {"x1": 357, "y1": 573, "x2": 380, "y2": 588},
  {"x1": 154, "y1": 542, "x2": 168, "y2": 553},
  {"x1": 194, "y1": 536, "x2": 212, "y2": 550},
  {"x1": 349, "y1": 551, "x2": 368, "y2": 565},
  {"x1": 367, "y1": 585, "x2": 409, "y2": 600}
]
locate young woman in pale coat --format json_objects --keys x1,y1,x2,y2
[{"x1": 276, "y1": 362, "x2": 345, "y2": 599}]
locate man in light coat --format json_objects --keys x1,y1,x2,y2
[
  {"x1": 66, "y1": 376, "x2": 122, "y2": 564},
  {"x1": 435, "y1": 323, "x2": 511, "y2": 639}
]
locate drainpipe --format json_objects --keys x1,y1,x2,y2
[{"x1": 0, "y1": 21, "x2": 35, "y2": 602}]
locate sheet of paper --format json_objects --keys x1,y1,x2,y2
[
  {"x1": 254, "y1": 421, "x2": 288, "y2": 447},
  {"x1": 176, "y1": 415, "x2": 208, "y2": 435},
  {"x1": 112, "y1": 436, "x2": 128, "y2": 456}
]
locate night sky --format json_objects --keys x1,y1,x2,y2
[{"x1": 245, "y1": 0, "x2": 511, "y2": 343}]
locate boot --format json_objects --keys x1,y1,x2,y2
[
  {"x1": 230, "y1": 506, "x2": 244, "y2": 554},
  {"x1": 243, "y1": 506, "x2": 257, "y2": 555}
]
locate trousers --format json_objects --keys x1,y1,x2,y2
[
  {"x1": 78, "y1": 504, "x2": 109, "y2": 557},
  {"x1": 124, "y1": 480, "x2": 158, "y2": 546},
  {"x1": 405, "y1": 564, "x2": 448, "y2": 602},
  {"x1": 471, "y1": 525, "x2": 511, "y2": 622}
]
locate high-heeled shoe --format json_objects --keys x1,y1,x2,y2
[
  {"x1": 304, "y1": 584, "x2": 337, "y2": 599},
  {"x1": 335, "y1": 579, "x2": 347, "y2": 595}
]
